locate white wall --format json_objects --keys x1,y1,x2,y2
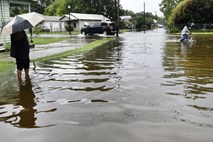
[
  {"x1": 42, "y1": 21, "x2": 66, "y2": 32},
  {"x1": 0, "y1": 0, "x2": 11, "y2": 43},
  {"x1": 71, "y1": 20, "x2": 102, "y2": 30}
]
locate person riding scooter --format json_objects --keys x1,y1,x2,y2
[{"x1": 180, "y1": 24, "x2": 191, "y2": 42}]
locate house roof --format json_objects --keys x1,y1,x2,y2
[
  {"x1": 44, "y1": 16, "x2": 65, "y2": 22},
  {"x1": 60, "y1": 13, "x2": 110, "y2": 21},
  {"x1": 9, "y1": 0, "x2": 30, "y2": 5},
  {"x1": 121, "y1": 16, "x2": 132, "y2": 20}
]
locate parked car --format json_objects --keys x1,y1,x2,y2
[{"x1": 81, "y1": 22, "x2": 117, "y2": 35}]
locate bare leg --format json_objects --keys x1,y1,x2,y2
[
  {"x1": 24, "y1": 68, "x2": 30, "y2": 80},
  {"x1": 17, "y1": 69, "x2": 22, "y2": 83}
]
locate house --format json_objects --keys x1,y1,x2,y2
[
  {"x1": 41, "y1": 16, "x2": 66, "y2": 32},
  {"x1": 60, "y1": 13, "x2": 111, "y2": 31},
  {"x1": 0, "y1": 0, "x2": 31, "y2": 50},
  {"x1": 121, "y1": 16, "x2": 132, "y2": 29},
  {"x1": 0, "y1": 0, "x2": 31, "y2": 28}
]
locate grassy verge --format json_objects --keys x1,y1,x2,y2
[
  {"x1": 32, "y1": 37, "x2": 68, "y2": 44},
  {"x1": 173, "y1": 32, "x2": 213, "y2": 35},
  {"x1": 0, "y1": 61, "x2": 15, "y2": 74},
  {"x1": 38, "y1": 30, "x2": 80, "y2": 35},
  {"x1": 191, "y1": 32, "x2": 213, "y2": 35},
  {"x1": 33, "y1": 37, "x2": 115, "y2": 62},
  {"x1": 119, "y1": 29, "x2": 131, "y2": 33},
  {"x1": 1, "y1": 38, "x2": 115, "y2": 76}
]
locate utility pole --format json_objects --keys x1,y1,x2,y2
[
  {"x1": 117, "y1": 0, "x2": 120, "y2": 37},
  {"x1": 115, "y1": 0, "x2": 119, "y2": 37},
  {"x1": 144, "y1": 1, "x2": 146, "y2": 33}
]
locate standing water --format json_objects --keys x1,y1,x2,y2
[{"x1": 0, "y1": 29, "x2": 213, "y2": 142}]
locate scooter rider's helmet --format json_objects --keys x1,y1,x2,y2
[
  {"x1": 191, "y1": 23, "x2": 195, "y2": 27},
  {"x1": 186, "y1": 22, "x2": 191, "y2": 30}
]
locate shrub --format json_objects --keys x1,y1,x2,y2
[
  {"x1": 65, "y1": 23, "x2": 74, "y2": 33},
  {"x1": 33, "y1": 26, "x2": 41, "y2": 35}
]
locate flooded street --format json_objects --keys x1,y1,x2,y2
[{"x1": 0, "y1": 29, "x2": 213, "y2": 142}]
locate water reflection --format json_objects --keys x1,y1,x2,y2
[
  {"x1": 34, "y1": 40, "x2": 123, "y2": 92},
  {"x1": 162, "y1": 34, "x2": 213, "y2": 111},
  {"x1": 1, "y1": 30, "x2": 213, "y2": 140},
  {"x1": 0, "y1": 79, "x2": 56, "y2": 128},
  {"x1": 16, "y1": 79, "x2": 37, "y2": 128},
  {"x1": 1, "y1": 79, "x2": 36, "y2": 128}
]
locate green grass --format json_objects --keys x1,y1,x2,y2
[
  {"x1": 191, "y1": 32, "x2": 213, "y2": 35},
  {"x1": 0, "y1": 38, "x2": 115, "y2": 76},
  {"x1": 32, "y1": 37, "x2": 68, "y2": 44},
  {"x1": 119, "y1": 29, "x2": 131, "y2": 33},
  {"x1": 33, "y1": 38, "x2": 115, "y2": 62},
  {"x1": 0, "y1": 61, "x2": 15, "y2": 74},
  {"x1": 173, "y1": 32, "x2": 213, "y2": 35},
  {"x1": 39, "y1": 30, "x2": 80, "y2": 35}
]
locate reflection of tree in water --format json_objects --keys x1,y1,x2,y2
[
  {"x1": 45, "y1": 40, "x2": 123, "y2": 92},
  {"x1": 79, "y1": 40, "x2": 123, "y2": 91},
  {"x1": 80, "y1": 40, "x2": 123, "y2": 71},
  {"x1": 162, "y1": 40, "x2": 213, "y2": 97}
]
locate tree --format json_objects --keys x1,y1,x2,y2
[
  {"x1": 9, "y1": 0, "x2": 54, "y2": 16},
  {"x1": 132, "y1": 12, "x2": 155, "y2": 31},
  {"x1": 31, "y1": 0, "x2": 54, "y2": 14},
  {"x1": 120, "y1": 9, "x2": 134, "y2": 16},
  {"x1": 159, "y1": 0, "x2": 182, "y2": 21},
  {"x1": 44, "y1": 0, "x2": 119, "y2": 21},
  {"x1": 169, "y1": 0, "x2": 213, "y2": 26}
]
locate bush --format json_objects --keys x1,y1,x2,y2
[
  {"x1": 33, "y1": 26, "x2": 41, "y2": 35},
  {"x1": 5, "y1": 42, "x2": 11, "y2": 51},
  {"x1": 170, "y1": 26, "x2": 180, "y2": 33},
  {"x1": 65, "y1": 24, "x2": 74, "y2": 33}
]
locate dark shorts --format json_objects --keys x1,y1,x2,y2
[{"x1": 16, "y1": 59, "x2": 30, "y2": 71}]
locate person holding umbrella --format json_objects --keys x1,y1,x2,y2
[
  {"x1": 0, "y1": 12, "x2": 44, "y2": 82},
  {"x1": 10, "y1": 30, "x2": 30, "y2": 82}
]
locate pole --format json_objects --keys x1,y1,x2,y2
[
  {"x1": 144, "y1": 1, "x2": 146, "y2": 33},
  {"x1": 68, "y1": 5, "x2": 71, "y2": 35},
  {"x1": 69, "y1": 14, "x2": 71, "y2": 35},
  {"x1": 117, "y1": 0, "x2": 120, "y2": 37},
  {"x1": 115, "y1": 0, "x2": 119, "y2": 37}
]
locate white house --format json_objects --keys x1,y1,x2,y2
[
  {"x1": 0, "y1": 0, "x2": 31, "y2": 28},
  {"x1": 121, "y1": 16, "x2": 132, "y2": 29},
  {"x1": 0, "y1": 0, "x2": 30, "y2": 51},
  {"x1": 41, "y1": 16, "x2": 66, "y2": 32},
  {"x1": 60, "y1": 13, "x2": 111, "y2": 30}
]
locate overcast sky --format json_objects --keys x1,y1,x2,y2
[{"x1": 120, "y1": 0, "x2": 163, "y2": 17}]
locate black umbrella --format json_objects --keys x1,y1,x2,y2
[{"x1": 1, "y1": 12, "x2": 44, "y2": 36}]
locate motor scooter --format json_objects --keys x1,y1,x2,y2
[
  {"x1": 180, "y1": 33, "x2": 191, "y2": 42},
  {"x1": 179, "y1": 33, "x2": 196, "y2": 48}
]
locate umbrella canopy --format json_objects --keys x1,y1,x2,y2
[{"x1": 1, "y1": 12, "x2": 45, "y2": 36}]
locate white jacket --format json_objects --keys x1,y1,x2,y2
[{"x1": 181, "y1": 26, "x2": 190, "y2": 35}]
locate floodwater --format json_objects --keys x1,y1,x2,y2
[{"x1": 0, "y1": 29, "x2": 213, "y2": 142}]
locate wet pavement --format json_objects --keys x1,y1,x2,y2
[{"x1": 0, "y1": 29, "x2": 213, "y2": 142}]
